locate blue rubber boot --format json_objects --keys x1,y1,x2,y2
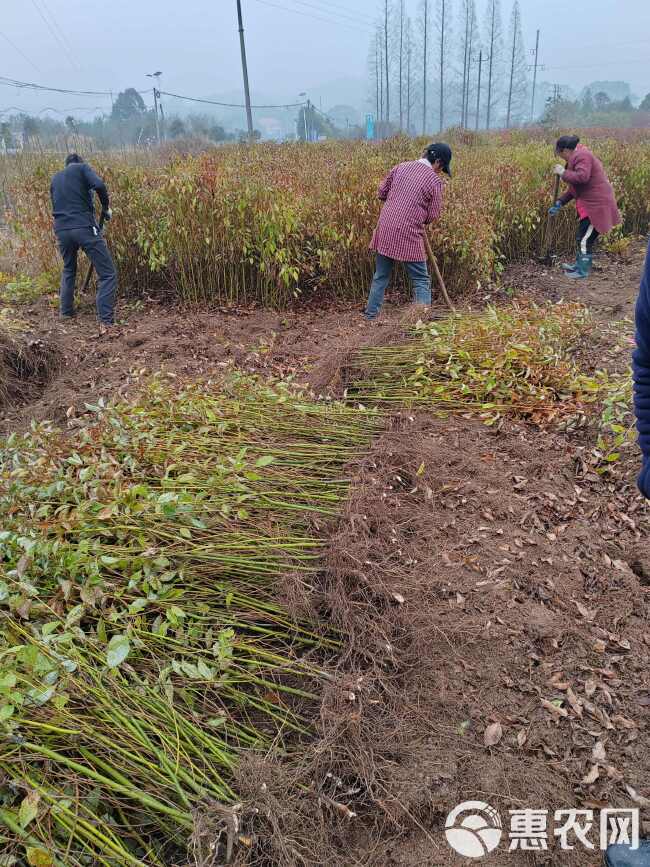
[
  {"x1": 562, "y1": 246, "x2": 580, "y2": 272},
  {"x1": 605, "y1": 840, "x2": 650, "y2": 866},
  {"x1": 566, "y1": 253, "x2": 593, "y2": 279}
]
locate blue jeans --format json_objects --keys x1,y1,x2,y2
[
  {"x1": 364, "y1": 254, "x2": 431, "y2": 320},
  {"x1": 57, "y1": 226, "x2": 117, "y2": 325}
]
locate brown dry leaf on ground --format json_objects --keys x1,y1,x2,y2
[{"x1": 484, "y1": 722, "x2": 503, "y2": 747}]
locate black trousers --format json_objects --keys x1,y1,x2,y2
[
  {"x1": 577, "y1": 217, "x2": 599, "y2": 255},
  {"x1": 57, "y1": 225, "x2": 117, "y2": 324}
]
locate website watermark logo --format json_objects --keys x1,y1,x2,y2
[
  {"x1": 445, "y1": 801, "x2": 503, "y2": 858},
  {"x1": 445, "y1": 801, "x2": 639, "y2": 858}
]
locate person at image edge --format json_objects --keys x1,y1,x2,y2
[{"x1": 633, "y1": 237, "x2": 650, "y2": 500}]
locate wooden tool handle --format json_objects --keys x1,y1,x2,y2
[{"x1": 423, "y1": 233, "x2": 456, "y2": 314}]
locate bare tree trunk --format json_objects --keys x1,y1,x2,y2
[
  {"x1": 376, "y1": 32, "x2": 381, "y2": 122},
  {"x1": 464, "y1": 5, "x2": 475, "y2": 127},
  {"x1": 384, "y1": 0, "x2": 390, "y2": 125},
  {"x1": 506, "y1": 3, "x2": 518, "y2": 127},
  {"x1": 422, "y1": 0, "x2": 428, "y2": 134},
  {"x1": 461, "y1": 1, "x2": 469, "y2": 127},
  {"x1": 399, "y1": 0, "x2": 404, "y2": 132},
  {"x1": 379, "y1": 29, "x2": 384, "y2": 124},
  {"x1": 486, "y1": 1, "x2": 495, "y2": 129},
  {"x1": 476, "y1": 50, "x2": 482, "y2": 130},
  {"x1": 438, "y1": 0, "x2": 445, "y2": 132},
  {"x1": 406, "y1": 20, "x2": 412, "y2": 132}
]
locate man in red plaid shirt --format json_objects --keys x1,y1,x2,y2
[{"x1": 364, "y1": 142, "x2": 452, "y2": 321}]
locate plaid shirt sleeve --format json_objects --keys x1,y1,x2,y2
[
  {"x1": 378, "y1": 167, "x2": 396, "y2": 201},
  {"x1": 426, "y1": 177, "x2": 443, "y2": 224}
]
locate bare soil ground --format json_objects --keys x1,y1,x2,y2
[
  {"x1": 0, "y1": 291, "x2": 449, "y2": 433},
  {"x1": 1, "y1": 242, "x2": 648, "y2": 866}
]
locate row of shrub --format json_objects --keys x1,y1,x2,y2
[{"x1": 4, "y1": 133, "x2": 650, "y2": 307}]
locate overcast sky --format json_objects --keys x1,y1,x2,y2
[{"x1": 1, "y1": 0, "x2": 649, "y2": 120}]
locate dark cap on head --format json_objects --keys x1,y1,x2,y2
[
  {"x1": 555, "y1": 135, "x2": 580, "y2": 153},
  {"x1": 65, "y1": 153, "x2": 83, "y2": 166},
  {"x1": 425, "y1": 142, "x2": 452, "y2": 176}
]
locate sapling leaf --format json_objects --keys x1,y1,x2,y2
[{"x1": 106, "y1": 634, "x2": 130, "y2": 668}]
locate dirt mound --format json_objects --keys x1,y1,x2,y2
[{"x1": 236, "y1": 416, "x2": 649, "y2": 866}]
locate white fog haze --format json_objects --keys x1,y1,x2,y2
[{"x1": 1, "y1": 0, "x2": 649, "y2": 135}]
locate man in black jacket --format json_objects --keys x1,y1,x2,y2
[{"x1": 50, "y1": 153, "x2": 117, "y2": 331}]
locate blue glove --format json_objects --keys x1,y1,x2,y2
[{"x1": 548, "y1": 201, "x2": 562, "y2": 217}]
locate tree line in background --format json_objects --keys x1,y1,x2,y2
[
  {"x1": 543, "y1": 86, "x2": 650, "y2": 129},
  {"x1": 368, "y1": 0, "x2": 532, "y2": 134},
  {"x1": 0, "y1": 87, "x2": 238, "y2": 151},
  {"x1": 367, "y1": 0, "x2": 650, "y2": 136}
]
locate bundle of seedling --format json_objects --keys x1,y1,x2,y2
[
  {"x1": 0, "y1": 374, "x2": 379, "y2": 866},
  {"x1": 348, "y1": 301, "x2": 599, "y2": 423}
]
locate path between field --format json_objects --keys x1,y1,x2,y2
[{"x1": 1, "y1": 244, "x2": 648, "y2": 866}]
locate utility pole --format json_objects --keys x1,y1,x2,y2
[
  {"x1": 529, "y1": 29, "x2": 541, "y2": 123},
  {"x1": 147, "y1": 71, "x2": 163, "y2": 145},
  {"x1": 236, "y1": 0, "x2": 254, "y2": 140},
  {"x1": 152, "y1": 88, "x2": 160, "y2": 144}
]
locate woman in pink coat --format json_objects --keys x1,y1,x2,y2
[
  {"x1": 364, "y1": 142, "x2": 452, "y2": 320},
  {"x1": 548, "y1": 135, "x2": 621, "y2": 279}
]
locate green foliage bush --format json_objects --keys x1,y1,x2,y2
[{"x1": 7, "y1": 135, "x2": 650, "y2": 308}]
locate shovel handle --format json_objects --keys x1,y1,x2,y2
[
  {"x1": 552, "y1": 174, "x2": 561, "y2": 203},
  {"x1": 424, "y1": 233, "x2": 456, "y2": 314}
]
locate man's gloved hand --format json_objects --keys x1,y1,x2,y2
[
  {"x1": 548, "y1": 201, "x2": 562, "y2": 217},
  {"x1": 102, "y1": 208, "x2": 113, "y2": 222},
  {"x1": 553, "y1": 164, "x2": 565, "y2": 176},
  {"x1": 638, "y1": 462, "x2": 650, "y2": 499}
]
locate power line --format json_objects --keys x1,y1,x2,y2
[
  {"x1": 38, "y1": 0, "x2": 79, "y2": 63},
  {"x1": 0, "y1": 75, "x2": 113, "y2": 97},
  {"x1": 300, "y1": 0, "x2": 376, "y2": 23},
  {"x1": 160, "y1": 90, "x2": 305, "y2": 110},
  {"x1": 281, "y1": 0, "x2": 375, "y2": 27},
  {"x1": 30, "y1": 0, "x2": 79, "y2": 72},
  {"x1": 0, "y1": 30, "x2": 43, "y2": 76},
  {"x1": 0, "y1": 105, "x2": 106, "y2": 116},
  {"x1": 0, "y1": 74, "x2": 300, "y2": 110},
  {"x1": 545, "y1": 57, "x2": 650, "y2": 72},
  {"x1": 251, "y1": 0, "x2": 370, "y2": 31}
]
